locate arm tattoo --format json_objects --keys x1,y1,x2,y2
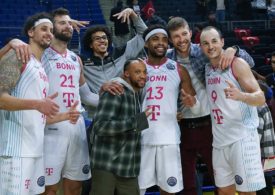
[{"x1": 0, "y1": 50, "x2": 22, "y2": 95}]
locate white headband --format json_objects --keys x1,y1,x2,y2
[
  {"x1": 145, "y1": 28, "x2": 168, "y2": 42},
  {"x1": 34, "y1": 18, "x2": 53, "y2": 27}
]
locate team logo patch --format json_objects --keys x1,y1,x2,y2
[
  {"x1": 167, "y1": 177, "x2": 177, "y2": 186},
  {"x1": 71, "y1": 55, "x2": 77, "y2": 61},
  {"x1": 37, "y1": 176, "x2": 45, "y2": 187},
  {"x1": 82, "y1": 164, "x2": 90, "y2": 174},
  {"x1": 235, "y1": 175, "x2": 243, "y2": 185},
  {"x1": 166, "y1": 63, "x2": 175, "y2": 70}
]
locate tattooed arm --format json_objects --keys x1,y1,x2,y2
[
  {"x1": 0, "y1": 50, "x2": 21, "y2": 95},
  {"x1": 0, "y1": 50, "x2": 60, "y2": 117}
]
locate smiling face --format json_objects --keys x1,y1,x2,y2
[
  {"x1": 53, "y1": 15, "x2": 73, "y2": 42},
  {"x1": 145, "y1": 33, "x2": 168, "y2": 59},
  {"x1": 89, "y1": 31, "x2": 109, "y2": 57},
  {"x1": 200, "y1": 28, "x2": 224, "y2": 62},
  {"x1": 28, "y1": 22, "x2": 53, "y2": 49},
  {"x1": 124, "y1": 60, "x2": 147, "y2": 91},
  {"x1": 169, "y1": 25, "x2": 192, "y2": 57}
]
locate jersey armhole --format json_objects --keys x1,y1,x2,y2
[
  {"x1": 230, "y1": 57, "x2": 238, "y2": 80},
  {"x1": 20, "y1": 63, "x2": 27, "y2": 74},
  {"x1": 177, "y1": 63, "x2": 184, "y2": 81}
]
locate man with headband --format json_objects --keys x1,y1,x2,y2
[
  {"x1": 0, "y1": 12, "x2": 61, "y2": 195},
  {"x1": 138, "y1": 25, "x2": 200, "y2": 195}
]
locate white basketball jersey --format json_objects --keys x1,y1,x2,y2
[
  {"x1": 141, "y1": 58, "x2": 181, "y2": 145},
  {"x1": 0, "y1": 56, "x2": 49, "y2": 157},
  {"x1": 42, "y1": 47, "x2": 81, "y2": 113},
  {"x1": 205, "y1": 63, "x2": 259, "y2": 149}
]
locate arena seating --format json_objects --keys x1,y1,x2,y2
[{"x1": 0, "y1": 0, "x2": 105, "y2": 48}]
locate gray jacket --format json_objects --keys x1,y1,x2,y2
[{"x1": 84, "y1": 16, "x2": 147, "y2": 94}]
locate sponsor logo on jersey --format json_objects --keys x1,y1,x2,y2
[
  {"x1": 37, "y1": 176, "x2": 45, "y2": 187},
  {"x1": 167, "y1": 176, "x2": 177, "y2": 186},
  {"x1": 71, "y1": 55, "x2": 77, "y2": 61},
  {"x1": 82, "y1": 164, "x2": 90, "y2": 174},
  {"x1": 166, "y1": 63, "x2": 175, "y2": 70},
  {"x1": 235, "y1": 175, "x2": 243, "y2": 185}
]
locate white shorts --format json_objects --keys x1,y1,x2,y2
[
  {"x1": 44, "y1": 116, "x2": 91, "y2": 185},
  {"x1": 213, "y1": 131, "x2": 266, "y2": 192},
  {"x1": 138, "y1": 145, "x2": 183, "y2": 193},
  {"x1": 0, "y1": 156, "x2": 45, "y2": 195}
]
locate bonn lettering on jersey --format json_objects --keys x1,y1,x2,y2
[
  {"x1": 147, "y1": 75, "x2": 167, "y2": 82},
  {"x1": 39, "y1": 72, "x2": 48, "y2": 82},
  {"x1": 208, "y1": 77, "x2": 221, "y2": 85},
  {"x1": 56, "y1": 62, "x2": 76, "y2": 70}
]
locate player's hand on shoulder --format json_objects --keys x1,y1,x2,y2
[
  {"x1": 100, "y1": 81, "x2": 124, "y2": 96},
  {"x1": 9, "y1": 39, "x2": 31, "y2": 64}
]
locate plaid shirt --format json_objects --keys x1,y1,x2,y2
[
  {"x1": 90, "y1": 86, "x2": 148, "y2": 177},
  {"x1": 166, "y1": 43, "x2": 255, "y2": 85},
  {"x1": 257, "y1": 103, "x2": 275, "y2": 158}
]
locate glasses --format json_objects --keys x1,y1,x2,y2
[{"x1": 92, "y1": 35, "x2": 108, "y2": 42}]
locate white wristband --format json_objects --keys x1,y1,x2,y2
[{"x1": 190, "y1": 95, "x2": 200, "y2": 115}]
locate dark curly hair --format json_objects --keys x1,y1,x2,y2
[
  {"x1": 82, "y1": 25, "x2": 112, "y2": 52},
  {"x1": 23, "y1": 12, "x2": 53, "y2": 38}
]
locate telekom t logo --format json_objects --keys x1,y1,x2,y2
[
  {"x1": 45, "y1": 168, "x2": 54, "y2": 176},
  {"x1": 63, "y1": 92, "x2": 74, "y2": 107},
  {"x1": 212, "y1": 108, "x2": 223, "y2": 124},
  {"x1": 25, "y1": 179, "x2": 31, "y2": 189},
  {"x1": 148, "y1": 105, "x2": 160, "y2": 121}
]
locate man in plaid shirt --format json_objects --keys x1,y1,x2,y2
[
  {"x1": 90, "y1": 59, "x2": 151, "y2": 195},
  {"x1": 256, "y1": 102, "x2": 275, "y2": 195}
]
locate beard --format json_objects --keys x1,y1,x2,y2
[
  {"x1": 40, "y1": 42, "x2": 51, "y2": 49},
  {"x1": 54, "y1": 30, "x2": 72, "y2": 42},
  {"x1": 129, "y1": 79, "x2": 145, "y2": 90},
  {"x1": 149, "y1": 50, "x2": 166, "y2": 58}
]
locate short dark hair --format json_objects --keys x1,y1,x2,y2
[
  {"x1": 201, "y1": 26, "x2": 223, "y2": 39},
  {"x1": 123, "y1": 58, "x2": 138, "y2": 72},
  {"x1": 142, "y1": 24, "x2": 167, "y2": 41},
  {"x1": 51, "y1": 7, "x2": 70, "y2": 18},
  {"x1": 167, "y1": 17, "x2": 190, "y2": 36},
  {"x1": 82, "y1": 25, "x2": 112, "y2": 52},
  {"x1": 23, "y1": 12, "x2": 53, "y2": 37}
]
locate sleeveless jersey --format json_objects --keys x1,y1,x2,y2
[
  {"x1": 0, "y1": 56, "x2": 49, "y2": 157},
  {"x1": 42, "y1": 47, "x2": 81, "y2": 113},
  {"x1": 205, "y1": 63, "x2": 259, "y2": 149},
  {"x1": 141, "y1": 58, "x2": 181, "y2": 145}
]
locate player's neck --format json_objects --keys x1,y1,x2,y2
[
  {"x1": 30, "y1": 43, "x2": 44, "y2": 61},
  {"x1": 147, "y1": 56, "x2": 166, "y2": 66},
  {"x1": 210, "y1": 58, "x2": 220, "y2": 68},
  {"x1": 176, "y1": 48, "x2": 189, "y2": 58},
  {"x1": 50, "y1": 38, "x2": 68, "y2": 54},
  {"x1": 93, "y1": 52, "x2": 109, "y2": 60}
]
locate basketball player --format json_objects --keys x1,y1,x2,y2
[
  {"x1": 41, "y1": 8, "x2": 98, "y2": 195},
  {"x1": 200, "y1": 26, "x2": 266, "y2": 194},
  {"x1": 0, "y1": 12, "x2": 60, "y2": 195},
  {"x1": 138, "y1": 25, "x2": 200, "y2": 195}
]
